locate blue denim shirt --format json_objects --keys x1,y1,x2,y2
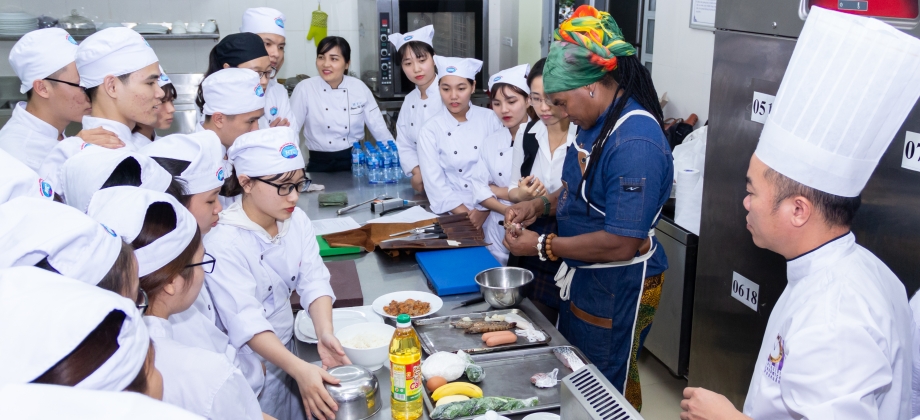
[{"x1": 556, "y1": 98, "x2": 673, "y2": 277}]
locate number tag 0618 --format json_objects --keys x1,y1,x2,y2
[{"x1": 731, "y1": 271, "x2": 759, "y2": 312}]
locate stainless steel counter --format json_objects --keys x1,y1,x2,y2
[{"x1": 292, "y1": 172, "x2": 566, "y2": 419}]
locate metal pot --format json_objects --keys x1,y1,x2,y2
[
  {"x1": 58, "y1": 9, "x2": 95, "y2": 35},
  {"x1": 323, "y1": 365, "x2": 381, "y2": 420},
  {"x1": 474, "y1": 267, "x2": 534, "y2": 309}
]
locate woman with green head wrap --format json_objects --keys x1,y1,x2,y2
[{"x1": 503, "y1": 5, "x2": 673, "y2": 411}]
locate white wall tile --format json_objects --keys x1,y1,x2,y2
[
  {"x1": 266, "y1": 0, "x2": 307, "y2": 31},
  {"x1": 322, "y1": 0, "x2": 359, "y2": 33}
]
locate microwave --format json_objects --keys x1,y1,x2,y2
[{"x1": 358, "y1": 0, "x2": 489, "y2": 98}]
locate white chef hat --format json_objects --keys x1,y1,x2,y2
[
  {"x1": 755, "y1": 7, "x2": 920, "y2": 198},
  {"x1": 141, "y1": 131, "x2": 225, "y2": 195},
  {"x1": 241, "y1": 7, "x2": 286, "y2": 37},
  {"x1": 0, "y1": 197, "x2": 122, "y2": 286},
  {"x1": 435, "y1": 56, "x2": 483, "y2": 81},
  {"x1": 157, "y1": 65, "x2": 171, "y2": 87},
  {"x1": 201, "y1": 68, "x2": 266, "y2": 116},
  {"x1": 60, "y1": 147, "x2": 173, "y2": 213},
  {"x1": 0, "y1": 267, "x2": 149, "y2": 391},
  {"x1": 228, "y1": 127, "x2": 304, "y2": 177},
  {"x1": 0, "y1": 384, "x2": 204, "y2": 420},
  {"x1": 9, "y1": 28, "x2": 79, "y2": 93},
  {"x1": 0, "y1": 149, "x2": 54, "y2": 203},
  {"x1": 388, "y1": 25, "x2": 435, "y2": 52},
  {"x1": 76, "y1": 27, "x2": 159, "y2": 88},
  {"x1": 88, "y1": 187, "x2": 197, "y2": 277},
  {"x1": 488, "y1": 63, "x2": 530, "y2": 94}
]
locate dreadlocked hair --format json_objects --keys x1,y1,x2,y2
[{"x1": 581, "y1": 55, "x2": 664, "y2": 214}]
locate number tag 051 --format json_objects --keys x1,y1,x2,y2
[
  {"x1": 751, "y1": 92, "x2": 775, "y2": 125},
  {"x1": 731, "y1": 271, "x2": 759, "y2": 312}
]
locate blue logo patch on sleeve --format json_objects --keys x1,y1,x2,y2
[
  {"x1": 270, "y1": 106, "x2": 278, "y2": 116},
  {"x1": 255, "y1": 85, "x2": 265, "y2": 97},
  {"x1": 66, "y1": 35, "x2": 77, "y2": 45},
  {"x1": 39, "y1": 179, "x2": 53, "y2": 197}
]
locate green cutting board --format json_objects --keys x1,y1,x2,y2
[{"x1": 317, "y1": 236, "x2": 362, "y2": 257}]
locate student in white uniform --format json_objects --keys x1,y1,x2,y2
[
  {"x1": 242, "y1": 7, "x2": 295, "y2": 129},
  {"x1": 388, "y1": 25, "x2": 441, "y2": 192},
  {"x1": 88, "y1": 187, "x2": 265, "y2": 420},
  {"x1": 0, "y1": 149, "x2": 55, "y2": 203},
  {"x1": 0, "y1": 383, "x2": 203, "y2": 420},
  {"x1": 680, "y1": 8, "x2": 919, "y2": 420},
  {"x1": 39, "y1": 27, "x2": 165, "y2": 190},
  {"x1": 291, "y1": 36, "x2": 393, "y2": 172},
  {"x1": 132, "y1": 67, "x2": 176, "y2": 144},
  {"x1": 59, "y1": 147, "x2": 176, "y2": 212},
  {"x1": 0, "y1": 266, "x2": 162, "y2": 399},
  {"x1": 475, "y1": 64, "x2": 535, "y2": 265},
  {"x1": 0, "y1": 197, "x2": 139, "y2": 300},
  {"x1": 417, "y1": 56, "x2": 502, "y2": 228},
  {"x1": 196, "y1": 32, "x2": 272, "y2": 122},
  {"x1": 206, "y1": 127, "x2": 345, "y2": 420},
  {"x1": 0, "y1": 28, "x2": 124, "y2": 172}
]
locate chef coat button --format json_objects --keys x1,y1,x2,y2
[
  {"x1": 208, "y1": 305, "x2": 211, "y2": 310},
  {"x1": 291, "y1": 276, "x2": 295, "y2": 281},
  {"x1": 454, "y1": 151, "x2": 457, "y2": 154},
  {"x1": 327, "y1": 126, "x2": 330, "y2": 128},
  {"x1": 500, "y1": 152, "x2": 503, "y2": 156},
  {"x1": 326, "y1": 108, "x2": 328, "y2": 111},
  {"x1": 459, "y1": 169, "x2": 462, "y2": 172},
  {"x1": 324, "y1": 89, "x2": 326, "y2": 91},
  {"x1": 411, "y1": 123, "x2": 413, "y2": 126},
  {"x1": 269, "y1": 286, "x2": 272, "y2": 291},
  {"x1": 412, "y1": 105, "x2": 415, "y2": 108},
  {"x1": 464, "y1": 184, "x2": 468, "y2": 188},
  {"x1": 424, "y1": 104, "x2": 427, "y2": 108},
  {"x1": 499, "y1": 172, "x2": 502, "y2": 176},
  {"x1": 329, "y1": 141, "x2": 332, "y2": 144},
  {"x1": 343, "y1": 138, "x2": 346, "y2": 141},
  {"x1": 260, "y1": 255, "x2": 263, "y2": 260},
  {"x1": 343, "y1": 108, "x2": 346, "y2": 111},
  {"x1": 448, "y1": 132, "x2": 452, "y2": 136},
  {"x1": 474, "y1": 146, "x2": 477, "y2": 149}
]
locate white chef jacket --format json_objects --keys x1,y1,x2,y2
[
  {"x1": 131, "y1": 131, "x2": 157, "y2": 147},
  {"x1": 290, "y1": 75, "x2": 392, "y2": 153},
  {"x1": 144, "y1": 316, "x2": 263, "y2": 420},
  {"x1": 395, "y1": 79, "x2": 443, "y2": 175},
  {"x1": 509, "y1": 120, "x2": 577, "y2": 195},
  {"x1": 909, "y1": 291, "x2": 920, "y2": 417},
  {"x1": 0, "y1": 148, "x2": 52, "y2": 204},
  {"x1": 0, "y1": 383, "x2": 204, "y2": 420},
  {"x1": 742, "y1": 232, "x2": 911, "y2": 420},
  {"x1": 476, "y1": 126, "x2": 519, "y2": 266},
  {"x1": 0, "y1": 102, "x2": 62, "y2": 171},
  {"x1": 259, "y1": 79, "x2": 297, "y2": 130},
  {"x1": 417, "y1": 105, "x2": 503, "y2": 214},
  {"x1": 204, "y1": 201, "x2": 334, "y2": 352}
]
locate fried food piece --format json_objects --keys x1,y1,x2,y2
[{"x1": 384, "y1": 298, "x2": 431, "y2": 316}]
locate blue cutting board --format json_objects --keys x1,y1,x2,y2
[{"x1": 415, "y1": 247, "x2": 500, "y2": 296}]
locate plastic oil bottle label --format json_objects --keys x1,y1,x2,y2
[{"x1": 390, "y1": 360, "x2": 422, "y2": 402}]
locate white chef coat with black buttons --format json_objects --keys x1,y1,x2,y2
[
  {"x1": 145, "y1": 316, "x2": 263, "y2": 420},
  {"x1": 417, "y1": 104, "x2": 503, "y2": 214},
  {"x1": 475, "y1": 126, "x2": 520, "y2": 265},
  {"x1": 742, "y1": 233, "x2": 911, "y2": 419},
  {"x1": 259, "y1": 79, "x2": 297, "y2": 130},
  {"x1": 395, "y1": 79, "x2": 443, "y2": 175},
  {"x1": 0, "y1": 101, "x2": 62, "y2": 171},
  {"x1": 509, "y1": 120, "x2": 577, "y2": 195},
  {"x1": 290, "y1": 75, "x2": 392, "y2": 152}
]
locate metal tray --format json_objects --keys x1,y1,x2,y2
[
  {"x1": 421, "y1": 345, "x2": 588, "y2": 419},
  {"x1": 412, "y1": 309, "x2": 551, "y2": 355}
]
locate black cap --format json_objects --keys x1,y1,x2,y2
[{"x1": 214, "y1": 32, "x2": 268, "y2": 68}]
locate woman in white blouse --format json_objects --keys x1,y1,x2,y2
[{"x1": 290, "y1": 36, "x2": 393, "y2": 172}]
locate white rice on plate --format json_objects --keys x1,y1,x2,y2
[{"x1": 342, "y1": 335, "x2": 389, "y2": 349}]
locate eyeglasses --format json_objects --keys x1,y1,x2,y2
[
  {"x1": 44, "y1": 77, "x2": 85, "y2": 90},
  {"x1": 255, "y1": 67, "x2": 278, "y2": 80},
  {"x1": 136, "y1": 288, "x2": 148, "y2": 315},
  {"x1": 530, "y1": 95, "x2": 554, "y2": 106},
  {"x1": 185, "y1": 252, "x2": 216, "y2": 274},
  {"x1": 254, "y1": 176, "x2": 312, "y2": 196}
]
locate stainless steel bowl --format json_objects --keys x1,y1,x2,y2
[
  {"x1": 474, "y1": 267, "x2": 534, "y2": 308},
  {"x1": 324, "y1": 365, "x2": 381, "y2": 420}
]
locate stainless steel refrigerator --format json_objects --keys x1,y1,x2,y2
[{"x1": 689, "y1": 0, "x2": 920, "y2": 406}]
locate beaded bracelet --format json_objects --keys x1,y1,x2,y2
[
  {"x1": 545, "y1": 233, "x2": 559, "y2": 261},
  {"x1": 536, "y1": 234, "x2": 547, "y2": 262}
]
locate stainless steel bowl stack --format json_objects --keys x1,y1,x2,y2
[
  {"x1": 474, "y1": 267, "x2": 534, "y2": 309},
  {"x1": 323, "y1": 365, "x2": 382, "y2": 420}
]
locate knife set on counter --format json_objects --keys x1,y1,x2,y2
[{"x1": 321, "y1": 213, "x2": 487, "y2": 255}]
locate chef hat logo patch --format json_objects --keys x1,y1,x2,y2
[
  {"x1": 142, "y1": 38, "x2": 150, "y2": 48},
  {"x1": 255, "y1": 85, "x2": 265, "y2": 97},
  {"x1": 159, "y1": 73, "x2": 170, "y2": 82},
  {"x1": 39, "y1": 179, "x2": 53, "y2": 198},
  {"x1": 446, "y1": 66, "x2": 457, "y2": 73},
  {"x1": 275, "y1": 17, "x2": 284, "y2": 28},
  {"x1": 216, "y1": 167, "x2": 225, "y2": 181},
  {"x1": 279, "y1": 143, "x2": 298, "y2": 159},
  {"x1": 66, "y1": 35, "x2": 77, "y2": 45},
  {"x1": 404, "y1": 35, "x2": 413, "y2": 41},
  {"x1": 270, "y1": 106, "x2": 278, "y2": 116},
  {"x1": 493, "y1": 75, "x2": 502, "y2": 82},
  {"x1": 80, "y1": 142, "x2": 92, "y2": 150},
  {"x1": 100, "y1": 223, "x2": 117, "y2": 237}
]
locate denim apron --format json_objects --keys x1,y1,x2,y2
[{"x1": 554, "y1": 109, "x2": 667, "y2": 407}]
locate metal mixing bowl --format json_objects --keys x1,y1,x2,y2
[
  {"x1": 474, "y1": 267, "x2": 534, "y2": 308},
  {"x1": 324, "y1": 365, "x2": 381, "y2": 420}
]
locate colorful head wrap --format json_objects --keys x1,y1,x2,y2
[{"x1": 544, "y1": 5, "x2": 636, "y2": 94}]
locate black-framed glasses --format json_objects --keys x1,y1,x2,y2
[
  {"x1": 530, "y1": 94, "x2": 553, "y2": 106},
  {"x1": 136, "y1": 288, "x2": 148, "y2": 315},
  {"x1": 44, "y1": 77, "x2": 84, "y2": 90},
  {"x1": 254, "y1": 176, "x2": 312, "y2": 196},
  {"x1": 255, "y1": 67, "x2": 278, "y2": 80},
  {"x1": 185, "y1": 252, "x2": 216, "y2": 274}
]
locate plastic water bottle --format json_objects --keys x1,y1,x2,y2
[
  {"x1": 387, "y1": 140, "x2": 405, "y2": 180},
  {"x1": 380, "y1": 144, "x2": 396, "y2": 183},
  {"x1": 390, "y1": 314, "x2": 422, "y2": 420},
  {"x1": 367, "y1": 151, "x2": 381, "y2": 184},
  {"x1": 351, "y1": 142, "x2": 365, "y2": 177}
]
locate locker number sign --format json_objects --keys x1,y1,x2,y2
[
  {"x1": 901, "y1": 131, "x2": 920, "y2": 173},
  {"x1": 751, "y1": 92, "x2": 775, "y2": 125},
  {"x1": 731, "y1": 271, "x2": 759, "y2": 312}
]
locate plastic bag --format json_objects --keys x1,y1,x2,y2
[
  {"x1": 430, "y1": 396, "x2": 539, "y2": 419},
  {"x1": 457, "y1": 350, "x2": 485, "y2": 382},
  {"x1": 422, "y1": 352, "x2": 467, "y2": 381},
  {"x1": 530, "y1": 368, "x2": 559, "y2": 388}
]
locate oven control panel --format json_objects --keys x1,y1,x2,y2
[{"x1": 378, "y1": 13, "x2": 393, "y2": 94}]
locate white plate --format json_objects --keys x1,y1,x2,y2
[
  {"x1": 371, "y1": 291, "x2": 443, "y2": 319},
  {"x1": 522, "y1": 413, "x2": 560, "y2": 420},
  {"x1": 294, "y1": 305, "x2": 383, "y2": 344}
]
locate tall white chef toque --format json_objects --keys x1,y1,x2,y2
[
  {"x1": 60, "y1": 147, "x2": 173, "y2": 213},
  {"x1": 241, "y1": 7, "x2": 286, "y2": 37},
  {"x1": 87, "y1": 187, "x2": 197, "y2": 277},
  {"x1": 388, "y1": 25, "x2": 435, "y2": 51},
  {"x1": 0, "y1": 197, "x2": 122, "y2": 285},
  {"x1": 488, "y1": 63, "x2": 531, "y2": 94},
  {"x1": 434, "y1": 56, "x2": 483, "y2": 80},
  {"x1": 228, "y1": 127, "x2": 304, "y2": 177},
  {"x1": 141, "y1": 132, "x2": 226, "y2": 194},
  {"x1": 76, "y1": 27, "x2": 159, "y2": 88},
  {"x1": 9, "y1": 28, "x2": 79, "y2": 93},
  {"x1": 0, "y1": 383, "x2": 205, "y2": 419},
  {"x1": 0, "y1": 267, "x2": 149, "y2": 391},
  {"x1": 755, "y1": 7, "x2": 920, "y2": 197},
  {"x1": 201, "y1": 68, "x2": 266, "y2": 116},
  {"x1": 157, "y1": 65, "x2": 171, "y2": 87},
  {"x1": 0, "y1": 150, "x2": 54, "y2": 203}
]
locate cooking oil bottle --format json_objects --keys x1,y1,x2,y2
[{"x1": 389, "y1": 313, "x2": 422, "y2": 420}]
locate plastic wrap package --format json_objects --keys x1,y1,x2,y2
[{"x1": 430, "y1": 396, "x2": 539, "y2": 419}]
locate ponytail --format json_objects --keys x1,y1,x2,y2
[{"x1": 196, "y1": 46, "x2": 223, "y2": 113}]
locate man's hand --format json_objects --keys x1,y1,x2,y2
[
  {"x1": 680, "y1": 387, "x2": 751, "y2": 420},
  {"x1": 269, "y1": 117, "x2": 291, "y2": 127},
  {"x1": 503, "y1": 226, "x2": 539, "y2": 256},
  {"x1": 76, "y1": 127, "x2": 124, "y2": 149},
  {"x1": 505, "y1": 199, "x2": 541, "y2": 228}
]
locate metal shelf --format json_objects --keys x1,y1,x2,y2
[{"x1": 0, "y1": 31, "x2": 218, "y2": 42}]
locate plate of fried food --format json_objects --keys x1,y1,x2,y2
[{"x1": 372, "y1": 291, "x2": 444, "y2": 319}]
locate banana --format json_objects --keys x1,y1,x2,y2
[
  {"x1": 431, "y1": 382, "x2": 483, "y2": 401},
  {"x1": 435, "y1": 395, "x2": 470, "y2": 407}
]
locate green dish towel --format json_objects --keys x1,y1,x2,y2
[{"x1": 318, "y1": 192, "x2": 348, "y2": 207}]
